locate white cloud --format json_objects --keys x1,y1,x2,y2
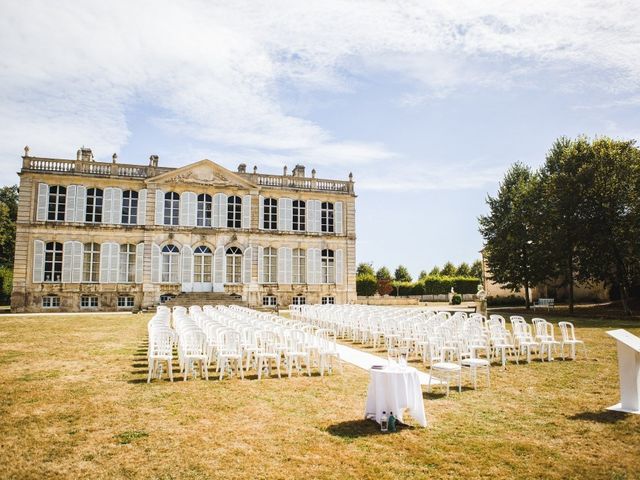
[{"x1": 0, "y1": 0, "x2": 638, "y2": 185}]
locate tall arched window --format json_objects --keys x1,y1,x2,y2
[
  {"x1": 193, "y1": 245, "x2": 212, "y2": 283},
  {"x1": 292, "y1": 248, "x2": 306, "y2": 284},
  {"x1": 161, "y1": 244, "x2": 180, "y2": 282},
  {"x1": 197, "y1": 194, "x2": 212, "y2": 227},
  {"x1": 48, "y1": 186, "x2": 66, "y2": 221},
  {"x1": 164, "y1": 192, "x2": 180, "y2": 226},
  {"x1": 119, "y1": 244, "x2": 136, "y2": 282},
  {"x1": 321, "y1": 202, "x2": 334, "y2": 233},
  {"x1": 227, "y1": 196, "x2": 242, "y2": 228},
  {"x1": 85, "y1": 188, "x2": 103, "y2": 223},
  {"x1": 321, "y1": 249, "x2": 335, "y2": 284},
  {"x1": 262, "y1": 247, "x2": 277, "y2": 283},
  {"x1": 83, "y1": 242, "x2": 100, "y2": 282},
  {"x1": 292, "y1": 200, "x2": 305, "y2": 231},
  {"x1": 44, "y1": 241, "x2": 63, "y2": 282},
  {"x1": 263, "y1": 198, "x2": 277, "y2": 230},
  {"x1": 226, "y1": 246, "x2": 242, "y2": 283},
  {"x1": 121, "y1": 190, "x2": 138, "y2": 224}
]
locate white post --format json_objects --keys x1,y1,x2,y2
[{"x1": 606, "y1": 329, "x2": 640, "y2": 414}]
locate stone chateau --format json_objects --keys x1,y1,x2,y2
[{"x1": 11, "y1": 147, "x2": 356, "y2": 312}]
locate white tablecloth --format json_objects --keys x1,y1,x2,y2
[{"x1": 364, "y1": 366, "x2": 427, "y2": 427}]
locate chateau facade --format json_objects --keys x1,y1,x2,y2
[{"x1": 11, "y1": 148, "x2": 356, "y2": 312}]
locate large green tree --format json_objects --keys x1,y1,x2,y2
[
  {"x1": 0, "y1": 185, "x2": 18, "y2": 268},
  {"x1": 376, "y1": 266, "x2": 391, "y2": 281},
  {"x1": 394, "y1": 265, "x2": 412, "y2": 282},
  {"x1": 456, "y1": 262, "x2": 471, "y2": 277},
  {"x1": 357, "y1": 262, "x2": 375, "y2": 277},
  {"x1": 440, "y1": 262, "x2": 456, "y2": 276},
  {"x1": 428, "y1": 266, "x2": 440, "y2": 276},
  {"x1": 479, "y1": 163, "x2": 549, "y2": 308},
  {"x1": 470, "y1": 260, "x2": 483, "y2": 279}
]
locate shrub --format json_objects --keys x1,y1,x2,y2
[
  {"x1": 453, "y1": 277, "x2": 481, "y2": 295},
  {"x1": 0, "y1": 267, "x2": 12, "y2": 305},
  {"x1": 451, "y1": 294, "x2": 462, "y2": 305},
  {"x1": 487, "y1": 295, "x2": 526, "y2": 307},
  {"x1": 377, "y1": 278, "x2": 393, "y2": 296},
  {"x1": 356, "y1": 274, "x2": 377, "y2": 297}
]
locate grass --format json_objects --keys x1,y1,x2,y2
[{"x1": 0, "y1": 312, "x2": 638, "y2": 479}]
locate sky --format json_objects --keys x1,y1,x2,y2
[{"x1": 1, "y1": 1, "x2": 639, "y2": 278}]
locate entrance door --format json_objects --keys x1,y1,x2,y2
[{"x1": 193, "y1": 246, "x2": 213, "y2": 292}]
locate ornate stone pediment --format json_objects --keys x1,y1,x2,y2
[{"x1": 146, "y1": 159, "x2": 256, "y2": 189}]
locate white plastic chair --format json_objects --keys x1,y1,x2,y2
[
  {"x1": 558, "y1": 321, "x2": 587, "y2": 360},
  {"x1": 147, "y1": 328, "x2": 176, "y2": 383}
]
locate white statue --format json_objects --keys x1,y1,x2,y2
[{"x1": 476, "y1": 283, "x2": 486, "y2": 301}]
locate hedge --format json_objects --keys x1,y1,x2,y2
[
  {"x1": 356, "y1": 274, "x2": 378, "y2": 297},
  {"x1": 386, "y1": 276, "x2": 481, "y2": 296},
  {"x1": 486, "y1": 295, "x2": 526, "y2": 306}
]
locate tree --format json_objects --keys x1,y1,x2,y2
[
  {"x1": 470, "y1": 260, "x2": 483, "y2": 279},
  {"x1": 440, "y1": 262, "x2": 456, "y2": 276},
  {"x1": 478, "y1": 163, "x2": 550, "y2": 309},
  {"x1": 377, "y1": 278, "x2": 393, "y2": 296},
  {"x1": 357, "y1": 262, "x2": 375, "y2": 277},
  {"x1": 428, "y1": 266, "x2": 440, "y2": 276},
  {"x1": 376, "y1": 266, "x2": 391, "y2": 281},
  {"x1": 456, "y1": 262, "x2": 471, "y2": 277},
  {"x1": 356, "y1": 274, "x2": 377, "y2": 296},
  {"x1": 394, "y1": 265, "x2": 412, "y2": 282},
  {"x1": 0, "y1": 185, "x2": 18, "y2": 268},
  {"x1": 418, "y1": 270, "x2": 428, "y2": 281}
]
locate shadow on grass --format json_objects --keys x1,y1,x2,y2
[
  {"x1": 567, "y1": 410, "x2": 631, "y2": 424},
  {"x1": 326, "y1": 419, "x2": 414, "y2": 438}
]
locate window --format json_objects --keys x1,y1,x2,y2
[
  {"x1": 44, "y1": 242, "x2": 63, "y2": 282},
  {"x1": 85, "y1": 188, "x2": 103, "y2": 223},
  {"x1": 321, "y1": 296, "x2": 335, "y2": 305},
  {"x1": 160, "y1": 294, "x2": 175, "y2": 304},
  {"x1": 292, "y1": 200, "x2": 305, "y2": 231},
  {"x1": 42, "y1": 295, "x2": 60, "y2": 308},
  {"x1": 83, "y1": 242, "x2": 100, "y2": 283},
  {"x1": 321, "y1": 202, "x2": 334, "y2": 233},
  {"x1": 227, "y1": 196, "x2": 242, "y2": 228},
  {"x1": 117, "y1": 296, "x2": 135, "y2": 308},
  {"x1": 81, "y1": 296, "x2": 99, "y2": 308},
  {"x1": 161, "y1": 244, "x2": 180, "y2": 283},
  {"x1": 292, "y1": 248, "x2": 306, "y2": 284},
  {"x1": 263, "y1": 198, "x2": 277, "y2": 230},
  {"x1": 47, "y1": 186, "x2": 66, "y2": 221},
  {"x1": 193, "y1": 245, "x2": 212, "y2": 283},
  {"x1": 121, "y1": 190, "x2": 138, "y2": 224},
  {"x1": 197, "y1": 194, "x2": 212, "y2": 227},
  {"x1": 292, "y1": 296, "x2": 306, "y2": 305},
  {"x1": 262, "y1": 295, "x2": 277, "y2": 306},
  {"x1": 164, "y1": 192, "x2": 180, "y2": 226},
  {"x1": 321, "y1": 249, "x2": 335, "y2": 284},
  {"x1": 262, "y1": 247, "x2": 277, "y2": 283},
  {"x1": 119, "y1": 244, "x2": 136, "y2": 283},
  {"x1": 226, "y1": 246, "x2": 242, "y2": 283}
]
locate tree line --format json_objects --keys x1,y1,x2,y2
[
  {"x1": 479, "y1": 136, "x2": 640, "y2": 315},
  {"x1": 0, "y1": 185, "x2": 18, "y2": 304}
]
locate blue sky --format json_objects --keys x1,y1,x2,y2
[{"x1": 1, "y1": 1, "x2": 639, "y2": 277}]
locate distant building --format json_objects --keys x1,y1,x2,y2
[{"x1": 11, "y1": 147, "x2": 356, "y2": 312}]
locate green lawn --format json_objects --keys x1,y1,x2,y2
[{"x1": 0, "y1": 312, "x2": 638, "y2": 479}]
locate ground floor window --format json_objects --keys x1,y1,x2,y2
[
  {"x1": 292, "y1": 296, "x2": 306, "y2": 305},
  {"x1": 42, "y1": 295, "x2": 60, "y2": 308},
  {"x1": 160, "y1": 294, "x2": 175, "y2": 304},
  {"x1": 262, "y1": 295, "x2": 277, "y2": 306},
  {"x1": 81, "y1": 295, "x2": 99, "y2": 308},
  {"x1": 117, "y1": 296, "x2": 135, "y2": 308},
  {"x1": 321, "y1": 296, "x2": 335, "y2": 305}
]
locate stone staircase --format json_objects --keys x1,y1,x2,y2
[{"x1": 163, "y1": 292, "x2": 247, "y2": 308}]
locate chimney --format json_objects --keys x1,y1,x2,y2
[
  {"x1": 80, "y1": 147, "x2": 93, "y2": 162},
  {"x1": 292, "y1": 164, "x2": 306, "y2": 177},
  {"x1": 237, "y1": 163, "x2": 247, "y2": 173},
  {"x1": 149, "y1": 155, "x2": 159, "y2": 167}
]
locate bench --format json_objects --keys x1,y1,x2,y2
[{"x1": 533, "y1": 298, "x2": 555, "y2": 311}]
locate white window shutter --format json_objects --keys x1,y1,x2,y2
[
  {"x1": 315, "y1": 248, "x2": 323, "y2": 284},
  {"x1": 33, "y1": 240, "x2": 45, "y2": 283},
  {"x1": 243, "y1": 246, "x2": 252, "y2": 283},
  {"x1": 112, "y1": 188, "x2": 122, "y2": 224},
  {"x1": 137, "y1": 189, "x2": 147, "y2": 225},
  {"x1": 36, "y1": 183, "x2": 48, "y2": 221},
  {"x1": 181, "y1": 245, "x2": 193, "y2": 291},
  {"x1": 75, "y1": 186, "x2": 86, "y2": 223},
  {"x1": 151, "y1": 243, "x2": 161, "y2": 283},
  {"x1": 180, "y1": 191, "x2": 196, "y2": 227},
  {"x1": 335, "y1": 202, "x2": 343, "y2": 235},
  {"x1": 306, "y1": 249, "x2": 315, "y2": 284},
  {"x1": 214, "y1": 246, "x2": 225, "y2": 284},
  {"x1": 336, "y1": 249, "x2": 344, "y2": 284},
  {"x1": 72, "y1": 241, "x2": 83, "y2": 283},
  {"x1": 278, "y1": 247, "x2": 286, "y2": 283},
  {"x1": 62, "y1": 241, "x2": 73, "y2": 283},
  {"x1": 99, "y1": 242, "x2": 110, "y2": 283},
  {"x1": 109, "y1": 242, "x2": 119, "y2": 282},
  {"x1": 278, "y1": 199, "x2": 286, "y2": 231},
  {"x1": 135, "y1": 243, "x2": 145, "y2": 283},
  {"x1": 155, "y1": 189, "x2": 165, "y2": 225},
  {"x1": 259, "y1": 196, "x2": 264, "y2": 230},
  {"x1": 242, "y1": 195, "x2": 251, "y2": 229},
  {"x1": 257, "y1": 246, "x2": 264, "y2": 283},
  {"x1": 286, "y1": 199, "x2": 293, "y2": 231},
  {"x1": 285, "y1": 247, "x2": 292, "y2": 284},
  {"x1": 65, "y1": 185, "x2": 77, "y2": 222},
  {"x1": 214, "y1": 193, "x2": 227, "y2": 228},
  {"x1": 103, "y1": 188, "x2": 114, "y2": 225},
  {"x1": 307, "y1": 200, "x2": 320, "y2": 233},
  {"x1": 314, "y1": 201, "x2": 322, "y2": 232}
]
